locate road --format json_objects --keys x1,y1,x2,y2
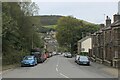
[{"x1": 2, "y1": 55, "x2": 118, "y2": 79}]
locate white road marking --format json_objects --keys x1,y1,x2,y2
[
  {"x1": 59, "y1": 73, "x2": 69, "y2": 78},
  {"x1": 56, "y1": 65, "x2": 58, "y2": 67},
  {"x1": 56, "y1": 56, "x2": 59, "y2": 66},
  {"x1": 56, "y1": 56, "x2": 71, "y2": 79},
  {"x1": 56, "y1": 67, "x2": 58, "y2": 72}
]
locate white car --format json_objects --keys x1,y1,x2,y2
[
  {"x1": 52, "y1": 51, "x2": 57, "y2": 55},
  {"x1": 58, "y1": 52, "x2": 61, "y2": 55},
  {"x1": 64, "y1": 53, "x2": 68, "y2": 57}
]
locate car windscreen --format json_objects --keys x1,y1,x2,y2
[
  {"x1": 31, "y1": 52, "x2": 40, "y2": 54},
  {"x1": 80, "y1": 57, "x2": 88, "y2": 61},
  {"x1": 67, "y1": 53, "x2": 71, "y2": 55},
  {"x1": 23, "y1": 56, "x2": 33, "y2": 60}
]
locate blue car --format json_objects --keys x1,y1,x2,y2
[
  {"x1": 77, "y1": 56, "x2": 90, "y2": 66},
  {"x1": 21, "y1": 55, "x2": 37, "y2": 67}
]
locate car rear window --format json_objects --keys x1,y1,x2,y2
[
  {"x1": 80, "y1": 56, "x2": 88, "y2": 61},
  {"x1": 31, "y1": 52, "x2": 40, "y2": 54},
  {"x1": 24, "y1": 56, "x2": 33, "y2": 60}
]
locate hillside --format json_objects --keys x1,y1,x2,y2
[
  {"x1": 37, "y1": 15, "x2": 99, "y2": 34},
  {"x1": 39, "y1": 15, "x2": 62, "y2": 26}
]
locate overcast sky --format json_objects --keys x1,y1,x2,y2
[{"x1": 32, "y1": 0, "x2": 119, "y2": 24}]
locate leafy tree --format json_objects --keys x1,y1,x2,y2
[
  {"x1": 56, "y1": 16, "x2": 99, "y2": 54},
  {"x1": 2, "y1": 2, "x2": 43, "y2": 65}
]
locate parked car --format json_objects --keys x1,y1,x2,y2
[
  {"x1": 31, "y1": 48, "x2": 46, "y2": 63},
  {"x1": 64, "y1": 53, "x2": 68, "y2": 57},
  {"x1": 77, "y1": 56, "x2": 90, "y2": 66},
  {"x1": 43, "y1": 53, "x2": 47, "y2": 60},
  {"x1": 64, "y1": 52, "x2": 72, "y2": 58},
  {"x1": 66, "y1": 52, "x2": 72, "y2": 58},
  {"x1": 58, "y1": 52, "x2": 61, "y2": 55},
  {"x1": 48, "y1": 52, "x2": 52, "y2": 58},
  {"x1": 45, "y1": 52, "x2": 49, "y2": 58},
  {"x1": 52, "y1": 51, "x2": 57, "y2": 56},
  {"x1": 75, "y1": 54, "x2": 80, "y2": 62},
  {"x1": 31, "y1": 52, "x2": 46, "y2": 63},
  {"x1": 21, "y1": 55, "x2": 37, "y2": 67}
]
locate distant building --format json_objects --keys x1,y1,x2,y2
[
  {"x1": 78, "y1": 36, "x2": 92, "y2": 54},
  {"x1": 50, "y1": 30, "x2": 57, "y2": 39}
]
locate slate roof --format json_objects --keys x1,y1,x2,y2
[{"x1": 111, "y1": 20, "x2": 120, "y2": 27}]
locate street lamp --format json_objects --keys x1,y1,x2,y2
[{"x1": 32, "y1": 24, "x2": 37, "y2": 49}]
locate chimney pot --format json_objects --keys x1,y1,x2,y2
[
  {"x1": 106, "y1": 16, "x2": 111, "y2": 27},
  {"x1": 106, "y1": 16, "x2": 109, "y2": 19},
  {"x1": 100, "y1": 24, "x2": 104, "y2": 29},
  {"x1": 113, "y1": 14, "x2": 120, "y2": 22}
]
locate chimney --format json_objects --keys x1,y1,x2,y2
[
  {"x1": 100, "y1": 24, "x2": 104, "y2": 29},
  {"x1": 106, "y1": 16, "x2": 111, "y2": 27},
  {"x1": 113, "y1": 1, "x2": 120, "y2": 22},
  {"x1": 113, "y1": 14, "x2": 120, "y2": 22}
]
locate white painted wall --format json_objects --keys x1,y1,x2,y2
[{"x1": 81, "y1": 38, "x2": 92, "y2": 52}]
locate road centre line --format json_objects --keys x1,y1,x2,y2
[
  {"x1": 56, "y1": 67, "x2": 58, "y2": 72},
  {"x1": 59, "y1": 73, "x2": 69, "y2": 78},
  {"x1": 55, "y1": 56, "x2": 71, "y2": 79},
  {"x1": 56, "y1": 56, "x2": 59, "y2": 67}
]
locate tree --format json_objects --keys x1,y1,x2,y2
[
  {"x1": 56, "y1": 16, "x2": 99, "y2": 54},
  {"x1": 2, "y1": 2, "x2": 43, "y2": 65},
  {"x1": 56, "y1": 16, "x2": 82, "y2": 53}
]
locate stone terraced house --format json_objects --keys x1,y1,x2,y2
[{"x1": 90, "y1": 14, "x2": 120, "y2": 68}]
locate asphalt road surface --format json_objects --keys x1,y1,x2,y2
[{"x1": 2, "y1": 55, "x2": 118, "y2": 78}]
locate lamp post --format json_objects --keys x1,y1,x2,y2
[{"x1": 32, "y1": 24, "x2": 37, "y2": 49}]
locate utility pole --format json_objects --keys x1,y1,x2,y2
[
  {"x1": 32, "y1": 24, "x2": 36, "y2": 49},
  {"x1": 82, "y1": 32, "x2": 84, "y2": 38}
]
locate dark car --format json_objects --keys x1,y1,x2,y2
[
  {"x1": 31, "y1": 52, "x2": 45, "y2": 63},
  {"x1": 21, "y1": 55, "x2": 37, "y2": 67},
  {"x1": 31, "y1": 48, "x2": 46, "y2": 63},
  {"x1": 77, "y1": 56, "x2": 90, "y2": 66}
]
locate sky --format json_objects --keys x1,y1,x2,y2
[{"x1": 32, "y1": 0, "x2": 119, "y2": 24}]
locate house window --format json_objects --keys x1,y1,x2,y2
[{"x1": 115, "y1": 51, "x2": 118, "y2": 58}]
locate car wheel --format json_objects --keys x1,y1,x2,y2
[
  {"x1": 78, "y1": 62, "x2": 81, "y2": 65},
  {"x1": 76, "y1": 62, "x2": 79, "y2": 64},
  {"x1": 87, "y1": 63, "x2": 90, "y2": 66},
  {"x1": 33, "y1": 63, "x2": 36, "y2": 66},
  {"x1": 41, "y1": 60, "x2": 43, "y2": 62},
  {"x1": 35, "y1": 62, "x2": 37, "y2": 65}
]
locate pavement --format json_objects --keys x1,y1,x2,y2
[{"x1": 1, "y1": 55, "x2": 118, "y2": 79}]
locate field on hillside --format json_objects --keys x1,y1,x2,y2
[{"x1": 43, "y1": 25, "x2": 57, "y2": 29}]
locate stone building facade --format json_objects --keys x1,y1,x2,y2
[{"x1": 90, "y1": 14, "x2": 120, "y2": 68}]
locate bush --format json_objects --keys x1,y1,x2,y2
[
  {"x1": 3, "y1": 50, "x2": 29, "y2": 66},
  {"x1": 80, "y1": 52, "x2": 88, "y2": 56}
]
